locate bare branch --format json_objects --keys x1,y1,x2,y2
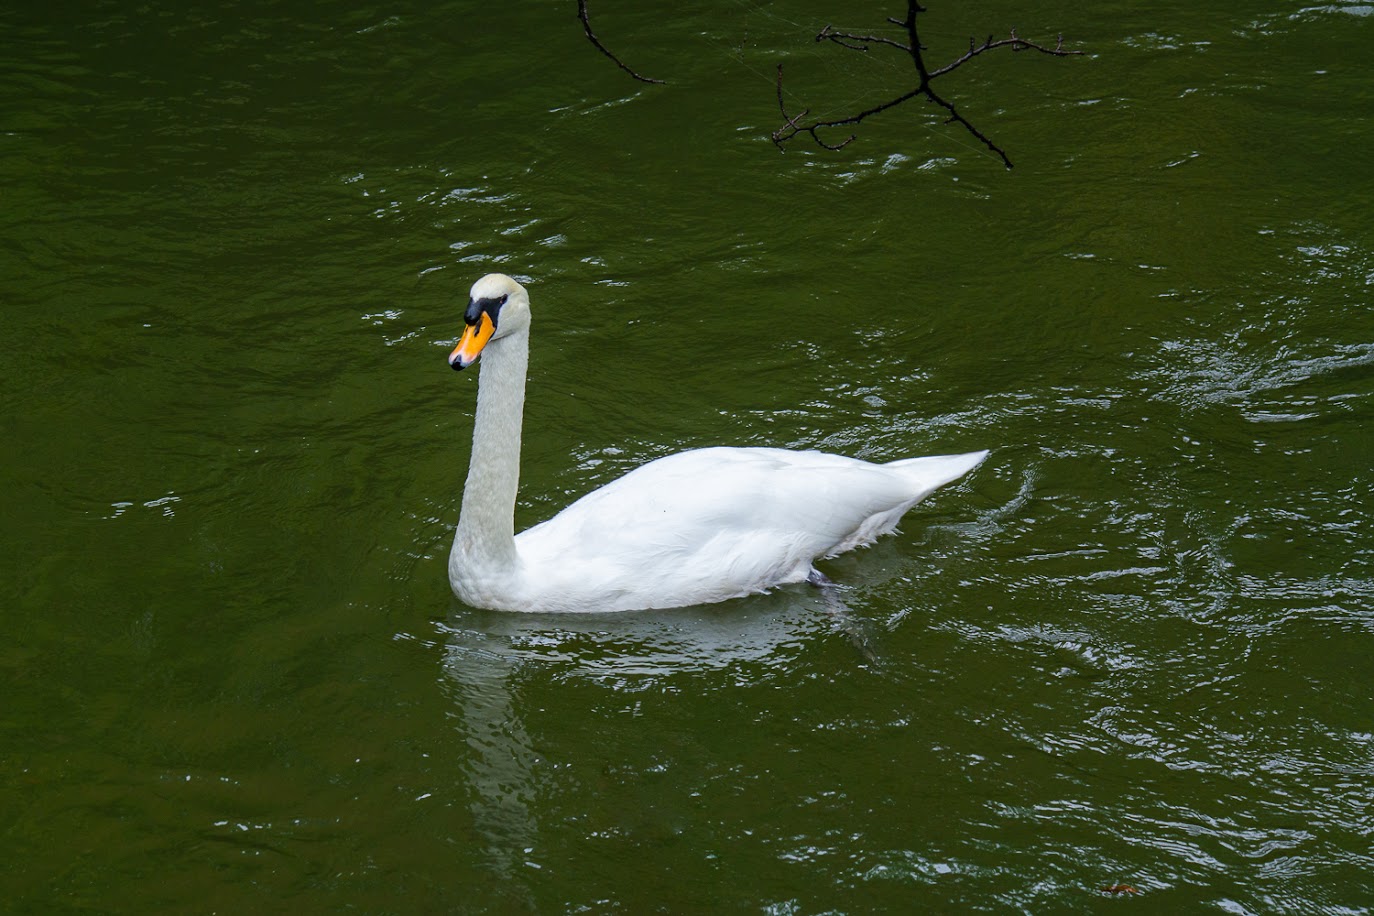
[
  {"x1": 774, "y1": 0, "x2": 1082, "y2": 168},
  {"x1": 928, "y1": 29, "x2": 1081, "y2": 79},
  {"x1": 924, "y1": 85, "x2": 1013, "y2": 169},
  {"x1": 577, "y1": 0, "x2": 664, "y2": 85},
  {"x1": 772, "y1": 63, "x2": 856, "y2": 151},
  {"x1": 815, "y1": 24, "x2": 908, "y2": 53}
]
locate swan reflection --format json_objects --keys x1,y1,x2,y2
[{"x1": 435, "y1": 586, "x2": 871, "y2": 882}]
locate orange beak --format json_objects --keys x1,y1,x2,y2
[{"x1": 449, "y1": 311, "x2": 495, "y2": 370}]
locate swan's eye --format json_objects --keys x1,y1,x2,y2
[{"x1": 465, "y1": 293, "x2": 509, "y2": 327}]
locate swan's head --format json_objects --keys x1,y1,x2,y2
[{"x1": 448, "y1": 273, "x2": 530, "y2": 370}]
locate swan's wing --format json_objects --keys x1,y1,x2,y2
[{"x1": 513, "y1": 447, "x2": 984, "y2": 608}]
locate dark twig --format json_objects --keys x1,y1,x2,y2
[
  {"x1": 774, "y1": 63, "x2": 913, "y2": 151},
  {"x1": 773, "y1": 1, "x2": 1082, "y2": 168},
  {"x1": 577, "y1": 0, "x2": 664, "y2": 85},
  {"x1": 815, "y1": 24, "x2": 908, "y2": 53},
  {"x1": 928, "y1": 30, "x2": 1079, "y2": 79}
]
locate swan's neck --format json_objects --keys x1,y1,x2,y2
[{"x1": 454, "y1": 327, "x2": 528, "y2": 576}]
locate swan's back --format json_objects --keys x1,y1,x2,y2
[{"x1": 510, "y1": 447, "x2": 987, "y2": 612}]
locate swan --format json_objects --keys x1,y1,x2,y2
[{"x1": 446, "y1": 273, "x2": 987, "y2": 613}]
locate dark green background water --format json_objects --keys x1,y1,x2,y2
[{"x1": 4, "y1": 0, "x2": 1372, "y2": 911}]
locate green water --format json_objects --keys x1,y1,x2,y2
[{"x1": 4, "y1": 0, "x2": 1373, "y2": 911}]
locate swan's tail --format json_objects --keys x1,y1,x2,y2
[
  {"x1": 819, "y1": 450, "x2": 989, "y2": 558},
  {"x1": 885, "y1": 449, "x2": 989, "y2": 498}
]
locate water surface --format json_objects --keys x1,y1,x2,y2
[{"x1": 3, "y1": 0, "x2": 1373, "y2": 911}]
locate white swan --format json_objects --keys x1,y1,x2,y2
[{"x1": 447, "y1": 273, "x2": 987, "y2": 613}]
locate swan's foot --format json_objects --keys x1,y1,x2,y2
[
  {"x1": 802, "y1": 568, "x2": 879, "y2": 663},
  {"x1": 806, "y1": 576, "x2": 880, "y2": 665},
  {"x1": 807, "y1": 568, "x2": 838, "y2": 588}
]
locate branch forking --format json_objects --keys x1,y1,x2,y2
[{"x1": 773, "y1": 1, "x2": 1082, "y2": 168}]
